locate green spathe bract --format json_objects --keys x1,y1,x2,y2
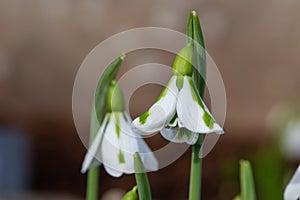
[
  {"x1": 172, "y1": 44, "x2": 193, "y2": 76},
  {"x1": 115, "y1": 112, "x2": 121, "y2": 138},
  {"x1": 94, "y1": 54, "x2": 125, "y2": 123}
]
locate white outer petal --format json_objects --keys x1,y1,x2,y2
[
  {"x1": 81, "y1": 114, "x2": 109, "y2": 173},
  {"x1": 284, "y1": 165, "x2": 300, "y2": 200},
  {"x1": 161, "y1": 127, "x2": 198, "y2": 145},
  {"x1": 101, "y1": 112, "x2": 126, "y2": 177},
  {"x1": 177, "y1": 76, "x2": 224, "y2": 134},
  {"x1": 102, "y1": 112, "x2": 158, "y2": 177},
  {"x1": 132, "y1": 76, "x2": 178, "y2": 135},
  {"x1": 120, "y1": 113, "x2": 158, "y2": 172}
]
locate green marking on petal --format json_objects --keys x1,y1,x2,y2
[
  {"x1": 106, "y1": 81, "x2": 125, "y2": 112},
  {"x1": 115, "y1": 113, "x2": 121, "y2": 139},
  {"x1": 176, "y1": 76, "x2": 184, "y2": 91},
  {"x1": 118, "y1": 150, "x2": 125, "y2": 164},
  {"x1": 156, "y1": 86, "x2": 168, "y2": 102},
  {"x1": 186, "y1": 77, "x2": 215, "y2": 129},
  {"x1": 139, "y1": 111, "x2": 149, "y2": 124},
  {"x1": 203, "y1": 112, "x2": 214, "y2": 129},
  {"x1": 169, "y1": 114, "x2": 178, "y2": 125},
  {"x1": 156, "y1": 76, "x2": 176, "y2": 102},
  {"x1": 105, "y1": 113, "x2": 111, "y2": 131},
  {"x1": 177, "y1": 128, "x2": 192, "y2": 140},
  {"x1": 138, "y1": 77, "x2": 174, "y2": 125}
]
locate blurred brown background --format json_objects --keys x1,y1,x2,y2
[{"x1": 0, "y1": 0, "x2": 300, "y2": 199}]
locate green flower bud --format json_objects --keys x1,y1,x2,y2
[
  {"x1": 122, "y1": 186, "x2": 138, "y2": 200},
  {"x1": 106, "y1": 80, "x2": 125, "y2": 112},
  {"x1": 172, "y1": 43, "x2": 193, "y2": 76}
]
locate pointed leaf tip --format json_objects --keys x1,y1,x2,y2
[
  {"x1": 122, "y1": 186, "x2": 138, "y2": 200},
  {"x1": 240, "y1": 159, "x2": 256, "y2": 200},
  {"x1": 120, "y1": 53, "x2": 126, "y2": 60}
]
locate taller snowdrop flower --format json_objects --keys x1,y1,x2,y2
[
  {"x1": 133, "y1": 44, "x2": 224, "y2": 144},
  {"x1": 284, "y1": 165, "x2": 300, "y2": 200},
  {"x1": 81, "y1": 81, "x2": 158, "y2": 177}
]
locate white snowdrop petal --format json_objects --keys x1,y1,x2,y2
[
  {"x1": 102, "y1": 112, "x2": 158, "y2": 176},
  {"x1": 136, "y1": 139, "x2": 159, "y2": 172},
  {"x1": 119, "y1": 113, "x2": 158, "y2": 172},
  {"x1": 81, "y1": 114, "x2": 110, "y2": 173},
  {"x1": 161, "y1": 127, "x2": 199, "y2": 145},
  {"x1": 177, "y1": 76, "x2": 224, "y2": 134},
  {"x1": 104, "y1": 165, "x2": 123, "y2": 178},
  {"x1": 132, "y1": 76, "x2": 178, "y2": 135},
  {"x1": 101, "y1": 112, "x2": 127, "y2": 176},
  {"x1": 82, "y1": 111, "x2": 158, "y2": 177},
  {"x1": 284, "y1": 165, "x2": 300, "y2": 200}
]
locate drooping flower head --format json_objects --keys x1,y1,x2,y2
[
  {"x1": 81, "y1": 81, "x2": 158, "y2": 177},
  {"x1": 133, "y1": 44, "x2": 224, "y2": 144}
]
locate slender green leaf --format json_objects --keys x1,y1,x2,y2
[
  {"x1": 134, "y1": 153, "x2": 151, "y2": 200},
  {"x1": 188, "y1": 10, "x2": 206, "y2": 200},
  {"x1": 240, "y1": 160, "x2": 256, "y2": 200},
  {"x1": 94, "y1": 53, "x2": 125, "y2": 124}
]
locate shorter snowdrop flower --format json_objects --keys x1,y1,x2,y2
[
  {"x1": 284, "y1": 165, "x2": 300, "y2": 200},
  {"x1": 81, "y1": 81, "x2": 158, "y2": 177},
  {"x1": 133, "y1": 44, "x2": 224, "y2": 144}
]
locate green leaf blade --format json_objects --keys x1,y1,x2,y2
[
  {"x1": 134, "y1": 153, "x2": 152, "y2": 200},
  {"x1": 240, "y1": 160, "x2": 256, "y2": 200}
]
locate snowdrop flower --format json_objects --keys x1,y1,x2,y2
[
  {"x1": 284, "y1": 165, "x2": 300, "y2": 200},
  {"x1": 81, "y1": 81, "x2": 158, "y2": 177},
  {"x1": 133, "y1": 44, "x2": 224, "y2": 144}
]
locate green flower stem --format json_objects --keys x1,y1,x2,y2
[
  {"x1": 189, "y1": 135, "x2": 203, "y2": 200},
  {"x1": 187, "y1": 11, "x2": 206, "y2": 200},
  {"x1": 134, "y1": 153, "x2": 152, "y2": 200},
  {"x1": 86, "y1": 107, "x2": 100, "y2": 200},
  {"x1": 86, "y1": 54, "x2": 125, "y2": 200},
  {"x1": 86, "y1": 168, "x2": 99, "y2": 200}
]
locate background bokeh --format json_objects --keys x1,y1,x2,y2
[{"x1": 0, "y1": 0, "x2": 300, "y2": 199}]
